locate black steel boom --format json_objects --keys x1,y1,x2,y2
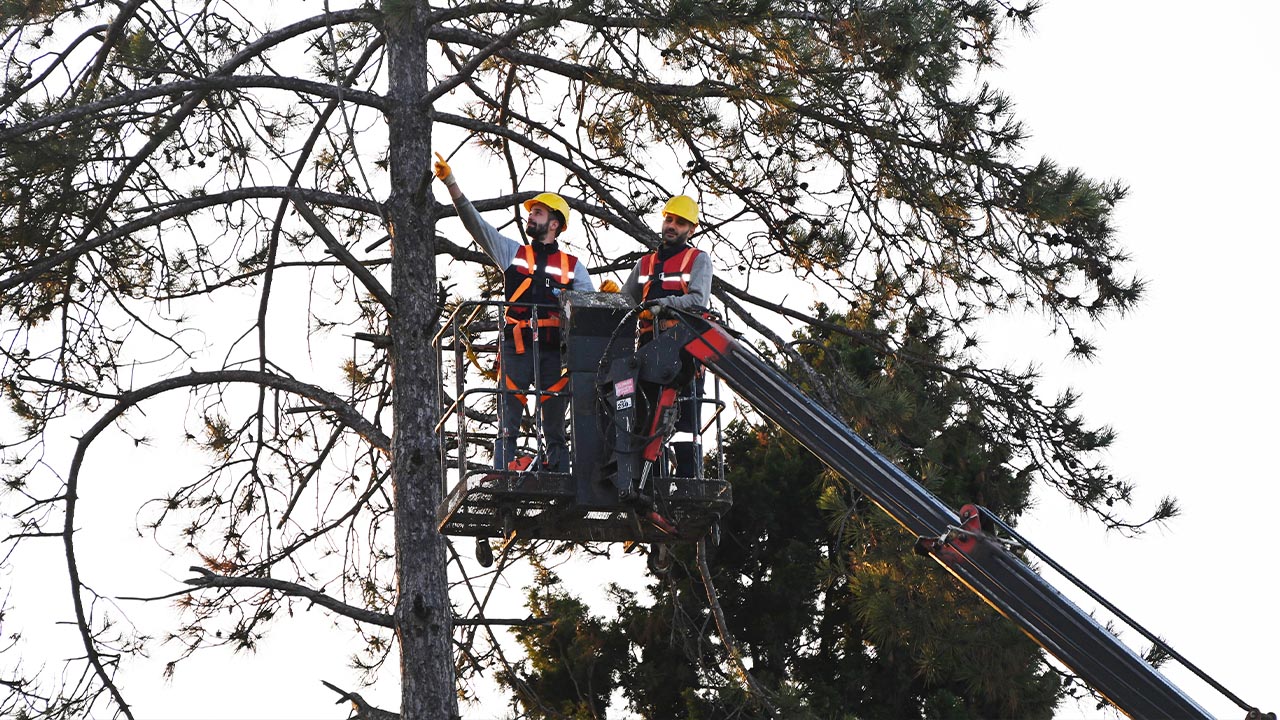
[{"x1": 660, "y1": 311, "x2": 1262, "y2": 720}]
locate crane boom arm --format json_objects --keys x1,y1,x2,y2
[{"x1": 670, "y1": 317, "x2": 1216, "y2": 719}]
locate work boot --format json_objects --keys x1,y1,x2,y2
[
  {"x1": 540, "y1": 444, "x2": 569, "y2": 474},
  {"x1": 480, "y1": 455, "x2": 534, "y2": 486}
]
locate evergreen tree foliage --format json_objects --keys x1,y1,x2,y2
[
  {"x1": 0, "y1": 0, "x2": 1166, "y2": 717},
  {"x1": 499, "y1": 564, "x2": 631, "y2": 719},
  {"x1": 510, "y1": 305, "x2": 1064, "y2": 718}
]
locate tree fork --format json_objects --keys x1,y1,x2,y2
[{"x1": 385, "y1": 3, "x2": 457, "y2": 718}]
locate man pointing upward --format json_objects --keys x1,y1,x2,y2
[{"x1": 434, "y1": 152, "x2": 595, "y2": 474}]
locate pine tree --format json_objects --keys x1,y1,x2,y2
[{"x1": 0, "y1": 1, "x2": 1163, "y2": 717}]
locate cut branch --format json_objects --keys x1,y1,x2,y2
[{"x1": 321, "y1": 680, "x2": 400, "y2": 720}]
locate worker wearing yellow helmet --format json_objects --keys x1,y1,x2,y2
[
  {"x1": 618, "y1": 194, "x2": 713, "y2": 485},
  {"x1": 433, "y1": 152, "x2": 595, "y2": 475},
  {"x1": 620, "y1": 194, "x2": 710, "y2": 326}
]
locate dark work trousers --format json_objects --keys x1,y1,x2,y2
[
  {"x1": 495, "y1": 336, "x2": 568, "y2": 472},
  {"x1": 670, "y1": 369, "x2": 706, "y2": 481}
]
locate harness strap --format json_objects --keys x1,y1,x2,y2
[
  {"x1": 640, "y1": 253, "x2": 657, "y2": 303},
  {"x1": 503, "y1": 371, "x2": 527, "y2": 406},
  {"x1": 556, "y1": 251, "x2": 570, "y2": 288},
  {"x1": 505, "y1": 316, "x2": 561, "y2": 355},
  {"x1": 500, "y1": 368, "x2": 568, "y2": 407},
  {"x1": 507, "y1": 246, "x2": 537, "y2": 305},
  {"x1": 673, "y1": 247, "x2": 696, "y2": 294}
]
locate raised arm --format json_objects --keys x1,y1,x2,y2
[{"x1": 433, "y1": 152, "x2": 519, "y2": 268}]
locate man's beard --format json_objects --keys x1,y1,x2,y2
[
  {"x1": 662, "y1": 228, "x2": 690, "y2": 245},
  {"x1": 526, "y1": 219, "x2": 550, "y2": 241}
]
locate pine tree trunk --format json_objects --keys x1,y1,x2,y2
[{"x1": 385, "y1": 4, "x2": 455, "y2": 718}]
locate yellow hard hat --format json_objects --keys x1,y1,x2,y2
[
  {"x1": 523, "y1": 192, "x2": 570, "y2": 230},
  {"x1": 662, "y1": 195, "x2": 699, "y2": 225}
]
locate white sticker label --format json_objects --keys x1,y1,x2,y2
[
  {"x1": 616, "y1": 397, "x2": 633, "y2": 410},
  {"x1": 615, "y1": 378, "x2": 635, "y2": 397}
]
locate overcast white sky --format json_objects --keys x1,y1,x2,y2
[
  {"x1": 9, "y1": 2, "x2": 1279, "y2": 719},
  {"x1": 988, "y1": 2, "x2": 1279, "y2": 717}
]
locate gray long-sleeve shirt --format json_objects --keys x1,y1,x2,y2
[{"x1": 452, "y1": 194, "x2": 595, "y2": 292}]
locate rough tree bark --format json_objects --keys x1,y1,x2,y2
[{"x1": 385, "y1": 4, "x2": 456, "y2": 718}]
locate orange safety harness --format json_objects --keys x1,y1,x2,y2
[
  {"x1": 501, "y1": 369, "x2": 569, "y2": 407},
  {"x1": 504, "y1": 244, "x2": 575, "y2": 355}
]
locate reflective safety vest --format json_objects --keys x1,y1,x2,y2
[
  {"x1": 503, "y1": 244, "x2": 578, "y2": 354},
  {"x1": 637, "y1": 246, "x2": 702, "y2": 338}
]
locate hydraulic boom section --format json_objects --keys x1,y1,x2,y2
[{"x1": 646, "y1": 308, "x2": 1269, "y2": 720}]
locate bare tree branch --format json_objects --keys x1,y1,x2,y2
[
  {"x1": 57, "y1": 369, "x2": 389, "y2": 718},
  {"x1": 0, "y1": 186, "x2": 378, "y2": 293},
  {"x1": 696, "y1": 538, "x2": 779, "y2": 716},
  {"x1": 1, "y1": 7, "x2": 382, "y2": 292},
  {"x1": 321, "y1": 680, "x2": 401, "y2": 720},
  {"x1": 293, "y1": 199, "x2": 397, "y2": 315},
  {"x1": 179, "y1": 566, "x2": 393, "y2": 627},
  {"x1": 0, "y1": 75, "x2": 386, "y2": 142}
]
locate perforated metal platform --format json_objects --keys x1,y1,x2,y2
[{"x1": 437, "y1": 469, "x2": 732, "y2": 544}]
